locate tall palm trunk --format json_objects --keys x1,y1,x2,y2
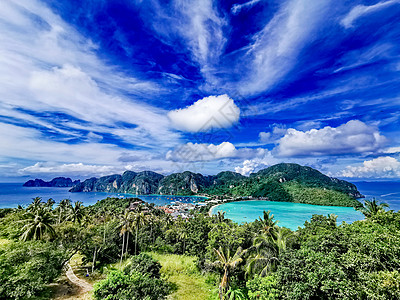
[
  {"x1": 58, "y1": 207, "x2": 62, "y2": 224},
  {"x1": 125, "y1": 231, "x2": 130, "y2": 254},
  {"x1": 219, "y1": 267, "x2": 229, "y2": 300},
  {"x1": 120, "y1": 232, "x2": 125, "y2": 266},
  {"x1": 135, "y1": 226, "x2": 138, "y2": 255},
  {"x1": 150, "y1": 224, "x2": 153, "y2": 243},
  {"x1": 103, "y1": 223, "x2": 106, "y2": 244},
  {"x1": 92, "y1": 246, "x2": 97, "y2": 273}
]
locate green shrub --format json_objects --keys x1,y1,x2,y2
[
  {"x1": 93, "y1": 270, "x2": 171, "y2": 300},
  {"x1": 0, "y1": 241, "x2": 66, "y2": 299},
  {"x1": 247, "y1": 274, "x2": 280, "y2": 300},
  {"x1": 123, "y1": 253, "x2": 161, "y2": 278}
]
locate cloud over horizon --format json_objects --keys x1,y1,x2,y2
[
  {"x1": 275, "y1": 120, "x2": 387, "y2": 157},
  {"x1": 341, "y1": 156, "x2": 400, "y2": 178}
]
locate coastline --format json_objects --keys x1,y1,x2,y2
[{"x1": 208, "y1": 204, "x2": 220, "y2": 217}]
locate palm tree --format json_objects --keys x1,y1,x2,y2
[
  {"x1": 132, "y1": 211, "x2": 147, "y2": 255},
  {"x1": 246, "y1": 227, "x2": 291, "y2": 277},
  {"x1": 212, "y1": 246, "x2": 247, "y2": 300},
  {"x1": 215, "y1": 211, "x2": 226, "y2": 223},
  {"x1": 146, "y1": 214, "x2": 157, "y2": 244},
  {"x1": 27, "y1": 197, "x2": 43, "y2": 213},
  {"x1": 119, "y1": 210, "x2": 132, "y2": 265},
  {"x1": 357, "y1": 198, "x2": 389, "y2": 218},
  {"x1": 258, "y1": 210, "x2": 278, "y2": 237},
  {"x1": 177, "y1": 228, "x2": 188, "y2": 253},
  {"x1": 20, "y1": 206, "x2": 56, "y2": 241},
  {"x1": 67, "y1": 201, "x2": 84, "y2": 224},
  {"x1": 57, "y1": 199, "x2": 72, "y2": 224},
  {"x1": 45, "y1": 198, "x2": 55, "y2": 210}
]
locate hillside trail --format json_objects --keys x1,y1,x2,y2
[{"x1": 65, "y1": 264, "x2": 93, "y2": 293}]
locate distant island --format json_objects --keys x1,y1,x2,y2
[
  {"x1": 70, "y1": 163, "x2": 363, "y2": 207},
  {"x1": 23, "y1": 177, "x2": 80, "y2": 187}
]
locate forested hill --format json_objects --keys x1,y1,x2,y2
[{"x1": 69, "y1": 163, "x2": 363, "y2": 207}]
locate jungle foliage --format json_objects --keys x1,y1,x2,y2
[{"x1": 0, "y1": 196, "x2": 398, "y2": 299}]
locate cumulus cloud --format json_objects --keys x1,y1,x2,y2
[
  {"x1": 340, "y1": 156, "x2": 400, "y2": 178},
  {"x1": 258, "y1": 124, "x2": 287, "y2": 144},
  {"x1": 166, "y1": 142, "x2": 265, "y2": 162},
  {"x1": 168, "y1": 95, "x2": 240, "y2": 132},
  {"x1": 234, "y1": 150, "x2": 281, "y2": 175},
  {"x1": 166, "y1": 142, "x2": 236, "y2": 162},
  {"x1": 275, "y1": 120, "x2": 387, "y2": 157},
  {"x1": 258, "y1": 132, "x2": 271, "y2": 143},
  {"x1": 341, "y1": 0, "x2": 400, "y2": 29},
  {"x1": 234, "y1": 159, "x2": 260, "y2": 176}
]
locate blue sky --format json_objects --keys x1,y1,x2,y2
[{"x1": 1, "y1": 0, "x2": 400, "y2": 181}]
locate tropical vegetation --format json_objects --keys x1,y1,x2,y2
[{"x1": 0, "y1": 195, "x2": 399, "y2": 299}]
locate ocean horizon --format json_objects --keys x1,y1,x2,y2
[
  {"x1": 0, "y1": 181, "x2": 399, "y2": 210},
  {"x1": 0, "y1": 182, "x2": 206, "y2": 208}
]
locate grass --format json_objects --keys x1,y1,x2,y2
[{"x1": 147, "y1": 252, "x2": 216, "y2": 300}]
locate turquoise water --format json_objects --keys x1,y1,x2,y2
[
  {"x1": 0, "y1": 183, "x2": 205, "y2": 208},
  {"x1": 211, "y1": 200, "x2": 364, "y2": 230}
]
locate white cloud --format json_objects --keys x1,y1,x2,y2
[
  {"x1": 0, "y1": 123, "x2": 138, "y2": 165},
  {"x1": 383, "y1": 147, "x2": 400, "y2": 154},
  {"x1": 295, "y1": 120, "x2": 323, "y2": 131},
  {"x1": 166, "y1": 142, "x2": 265, "y2": 162},
  {"x1": 234, "y1": 159, "x2": 260, "y2": 176},
  {"x1": 275, "y1": 120, "x2": 387, "y2": 157},
  {"x1": 150, "y1": 0, "x2": 226, "y2": 86},
  {"x1": 166, "y1": 142, "x2": 236, "y2": 162},
  {"x1": 168, "y1": 94, "x2": 240, "y2": 132},
  {"x1": 174, "y1": 0, "x2": 226, "y2": 66},
  {"x1": 234, "y1": 151, "x2": 281, "y2": 175},
  {"x1": 0, "y1": 0, "x2": 183, "y2": 173},
  {"x1": 19, "y1": 162, "x2": 120, "y2": 177},
  {"x1": 231, "y1": 0, "x2": 261, "y2": 14},
  {"x1": 258, "y1": 124, "x2": 287, "y2": 144},
  {"x1": 240, "y1": 0, "x2": 331, "y2": 95},
  {"x1": 340, "y1": 156, "x2": 400, "y2": 178},
  {"x1": 258, "y1": 132, "x2": 271, "y2": 143},
  {"x1": 340, "y1": 0, "x2": 400, "y2": 29}
]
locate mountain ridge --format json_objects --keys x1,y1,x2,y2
[{"x1": 68, "y1": 163, "x2": 363, "y2": 206}]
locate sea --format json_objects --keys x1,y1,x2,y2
[
  {"x1": 0, "y1": 183, "x2": 205, "y2": 209},
  {"x1": 0, "y1": 181, "x2": 399, "y2": 229}
]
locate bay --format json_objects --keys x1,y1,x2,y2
[
  {"x1": 211, "y1": 200, "x2": 365, "y2": 230},
  {"x1": 211, "y1": 181, "x2": 400, "y2": 230}
]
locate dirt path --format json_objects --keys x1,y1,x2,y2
[{"x1": 66, "y1": 264, "x2": 93, "y2": 293}]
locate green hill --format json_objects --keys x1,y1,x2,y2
[{"x1": 70, "y1": 163, "x2": 363, "y2": 207}]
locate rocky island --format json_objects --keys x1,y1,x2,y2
[
  {"x1": 70, "y1": 163, "x2": 363, "y2": 207},
  {"x1": 23, "y1": 177, "x2": 80, "y2": 187}
]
